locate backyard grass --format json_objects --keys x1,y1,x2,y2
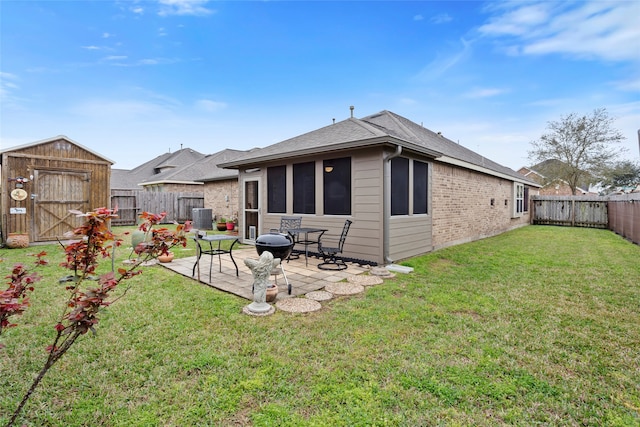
[{"x1": 1, "y1": 225, "x2": 639, "y2": 426}]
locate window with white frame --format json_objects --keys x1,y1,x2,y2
[{"x1": 513, "y1": 183, "x2": 527, "y2": 217}]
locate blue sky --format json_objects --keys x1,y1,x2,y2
[{"x1": 1, "y1": 0, "x2": 639, "y2": 171}]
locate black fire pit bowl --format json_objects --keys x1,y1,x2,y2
[{"x1": 255, "y1": 233, "x2": 294, "y2": 260}]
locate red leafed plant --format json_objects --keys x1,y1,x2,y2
[
  {"x1": 0, "y1": 252, "x2": 47, "y2": 343},
  {"x1": 3, "y1": 208, "x2": 191, "y2": 427}
]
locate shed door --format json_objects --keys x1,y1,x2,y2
[{"x1": 33, "y1": 169, "x2": 90, "y2": 241}]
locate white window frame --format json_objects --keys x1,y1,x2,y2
[{"x1": 513, "y1": 183, "x2": 525, "y2": 217}]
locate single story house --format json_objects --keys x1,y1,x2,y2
[
  {"x1": 111, "y1": 147, "x2": 207, "y2": 192},
  {"x1": 219, "y1": 110, "x2": 540, "y2": 266}
]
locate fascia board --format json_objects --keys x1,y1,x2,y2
[
  {"x1": 438, "y1": 155, "x2": 542, "y2": 187},
  {"x1": 139, "y1": 180, "x2": 204, "y2": 186},
  {"x1": 218, "y1": 137, "x2": 443, "y2": 169}
]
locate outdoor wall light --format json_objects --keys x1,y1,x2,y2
[{"x1": 324, "y1": 166, "x2": 334, "y2": 173}]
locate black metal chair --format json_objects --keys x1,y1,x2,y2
[
  {"x1": 317, "y1": 220, "x2": 352, "y2": 270},
  {"x1": 270, "y1": 216, "x2": 302, "y2": 260}
]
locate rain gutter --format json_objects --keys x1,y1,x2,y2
[{"x1": 383, "y1": 144, "x2": 403, "y2": 264}]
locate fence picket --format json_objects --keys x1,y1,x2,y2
[
  {"x1": 110, "y1": 190, "x2": 204, "y2": 225},
  {"x1": 532, "y1": 194, "x2": 639, "y2": 245}
]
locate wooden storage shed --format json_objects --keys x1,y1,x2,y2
[{"x1": 1, "y1": 136, "x2": 113, "y2": 246}]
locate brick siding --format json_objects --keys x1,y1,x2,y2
[
  {"x1": 203, "y1": 179, "x2": 239, "y2": 221},
  {"x1": 431, "y1": 162, "x2": 532, "y2": 249}
]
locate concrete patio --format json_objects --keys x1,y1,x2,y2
[{"x1": 160, "y1": 247, "x2": 371, "y2": 301}]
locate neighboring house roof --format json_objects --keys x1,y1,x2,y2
[
  {"x1": 110, "y1": 168, "x2": 137, "y2": 189},
  {"x1": 219, "y1": 110, "x2": 538, "y2": 186},
  {"x1": 197, "y1": 149, "x2": 256, "y2": 182},
  {"x1": 110, "y1": 148, "x2": 206, "y2": 189},
  {"x1": 520, "y1": 159, "x2": 592, "y2": 192},
  {"x1": 0, "y1": 135, "x2": 114, "y2": 164},
  {"x1": 142, "y1": 148, "x2": 249, "y2": 185}
]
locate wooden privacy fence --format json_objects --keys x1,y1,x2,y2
[
  {"x1": 608, "y1": 193, "x2": 640, "y2": 245},
  {"x1": 110, "y1": 190, "x2": 204, "y2": 225},
  {"x1": 531, "y1": 196, "x2": 608, "y2": 228},
  {"x1": 531, "y1": 194, "x2": 640, "y2": 245}
]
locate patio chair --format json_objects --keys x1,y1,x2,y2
[
  {"x1": 317, "y1": 220, "x2": 352, "y2": 271},
  {"x1": 270, "y1": 216, "x2": 302, "y2": 260}
]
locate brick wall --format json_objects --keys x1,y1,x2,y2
[
  {"x1": 162, "y1": 183, "x2": 204, "y2": 193},
  {"x1": 431, "y1": 162, "x2": 532, "y2": 249},
  {"x1": 203, "y1": 179, "x2": 239, "y2": 221}
]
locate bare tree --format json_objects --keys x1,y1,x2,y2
[{"x1": 528, "y1": 108, "x2": 626, "y2": 195}]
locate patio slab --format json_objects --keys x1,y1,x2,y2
[{"x1": 160, "y1": 247, "x2": 370, "y2": 301}]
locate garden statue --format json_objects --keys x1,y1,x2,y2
[{"x1": 244, "y1": 251, "x2": 280, "y2": 314}]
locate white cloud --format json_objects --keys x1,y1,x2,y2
[
  {"x1": 82, "y1": 45, "x2": 101, "y2": 50},
  {"x1": 0, "y1": 72, "x2": 19, "y2": 100},
  {"x1": 195, "y1": 99, "x2": 227, "y2": 113},
  {"x1": 415, "y1": 38, "x2": 472, "y2": 81},
  {"x1": 399, "y1": 98, "x2": 418, "y2": 106},
  {"x1": 611, "y1": 76, "x2": 640, "y2": 92},
  {"x1": 413, "y1": 15, "x2": 423, "y2": 21},
  {"x1": 157, "y1": 0, "x2": 214, "y2": 17},
  {"x1": 102, "y1": 32, "x2": 113, "y2": 38},
  {"x1": 479, "y1": 3, "x2": 551, "y2": 36},
  {"x1": 479, "y1": 1, "x2": 640, "y2": 62},
  {"x1": 464, "y1": 88, "x2": 509, "y2": 99},
  {"x1": 430, "y1": 13, "x2": 452, "y2": 24},
  {"x1": 104, "y1": 55, "x2": 128, "y2": 61}
]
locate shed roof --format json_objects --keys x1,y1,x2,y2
[
  {"x1": 0, "y1": 135, "x2": 114, "y2": 164},
  {"x1": 219, "y1": 110, "x2": 538, "y2": 185}
]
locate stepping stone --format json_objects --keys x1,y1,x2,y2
[
  {"x1": 325, "y1": 282, "x2": 365, "y2": 295},
  {"x1": 276, "y1": 298, "x2": 322, "y2": 313},
  {"x1": 347, "y1": 275, "x2": 383, "y2": 286},
  {"x1": 306, "y1": 290, "x2": 333, "y2": 301}
]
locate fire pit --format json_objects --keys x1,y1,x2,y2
[{"x1": 255, "y1": 233, "x2": 294, "y2": 260}]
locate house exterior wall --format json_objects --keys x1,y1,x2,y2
[
  {"x1": 431, "y1": 162, "x2": 533, "y2": 250},
  {"x1": 204, "y1": 179, "x2": 239, "y2": 222},
  {"x1": 143, "y1": 183, "x2": 203, "y2": 193},
  {"x1": 235, "y1": 149, "x2": 534, "y2": 265},
  {"x1": 538, "y1": 181, "x2": 582, "y2": 196},
  {"x1": 240, "y1": 147, "x2": 385, "y2": 264},
  {"x1": 387, "y1": 152, "x2": 434, "y2": 263}
]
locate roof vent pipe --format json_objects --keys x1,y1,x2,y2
[
  {"x1": 350, "y1": 105, "x2": 354, "y2": 118},
  {"x1": 383, "y1": 145, "x2": 403, "y2": 264}
]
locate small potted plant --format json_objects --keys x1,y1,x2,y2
[{"x1": 216, "y1": 217, "x2": 227, "y2": 231}]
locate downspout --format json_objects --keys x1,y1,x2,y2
[{"x1": 383, "y1": 145, "x2": 402, "y2": 264}]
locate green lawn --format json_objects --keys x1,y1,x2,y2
[{"x1": 1, "y1": 225, "x2": 639, "y2": 426}]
